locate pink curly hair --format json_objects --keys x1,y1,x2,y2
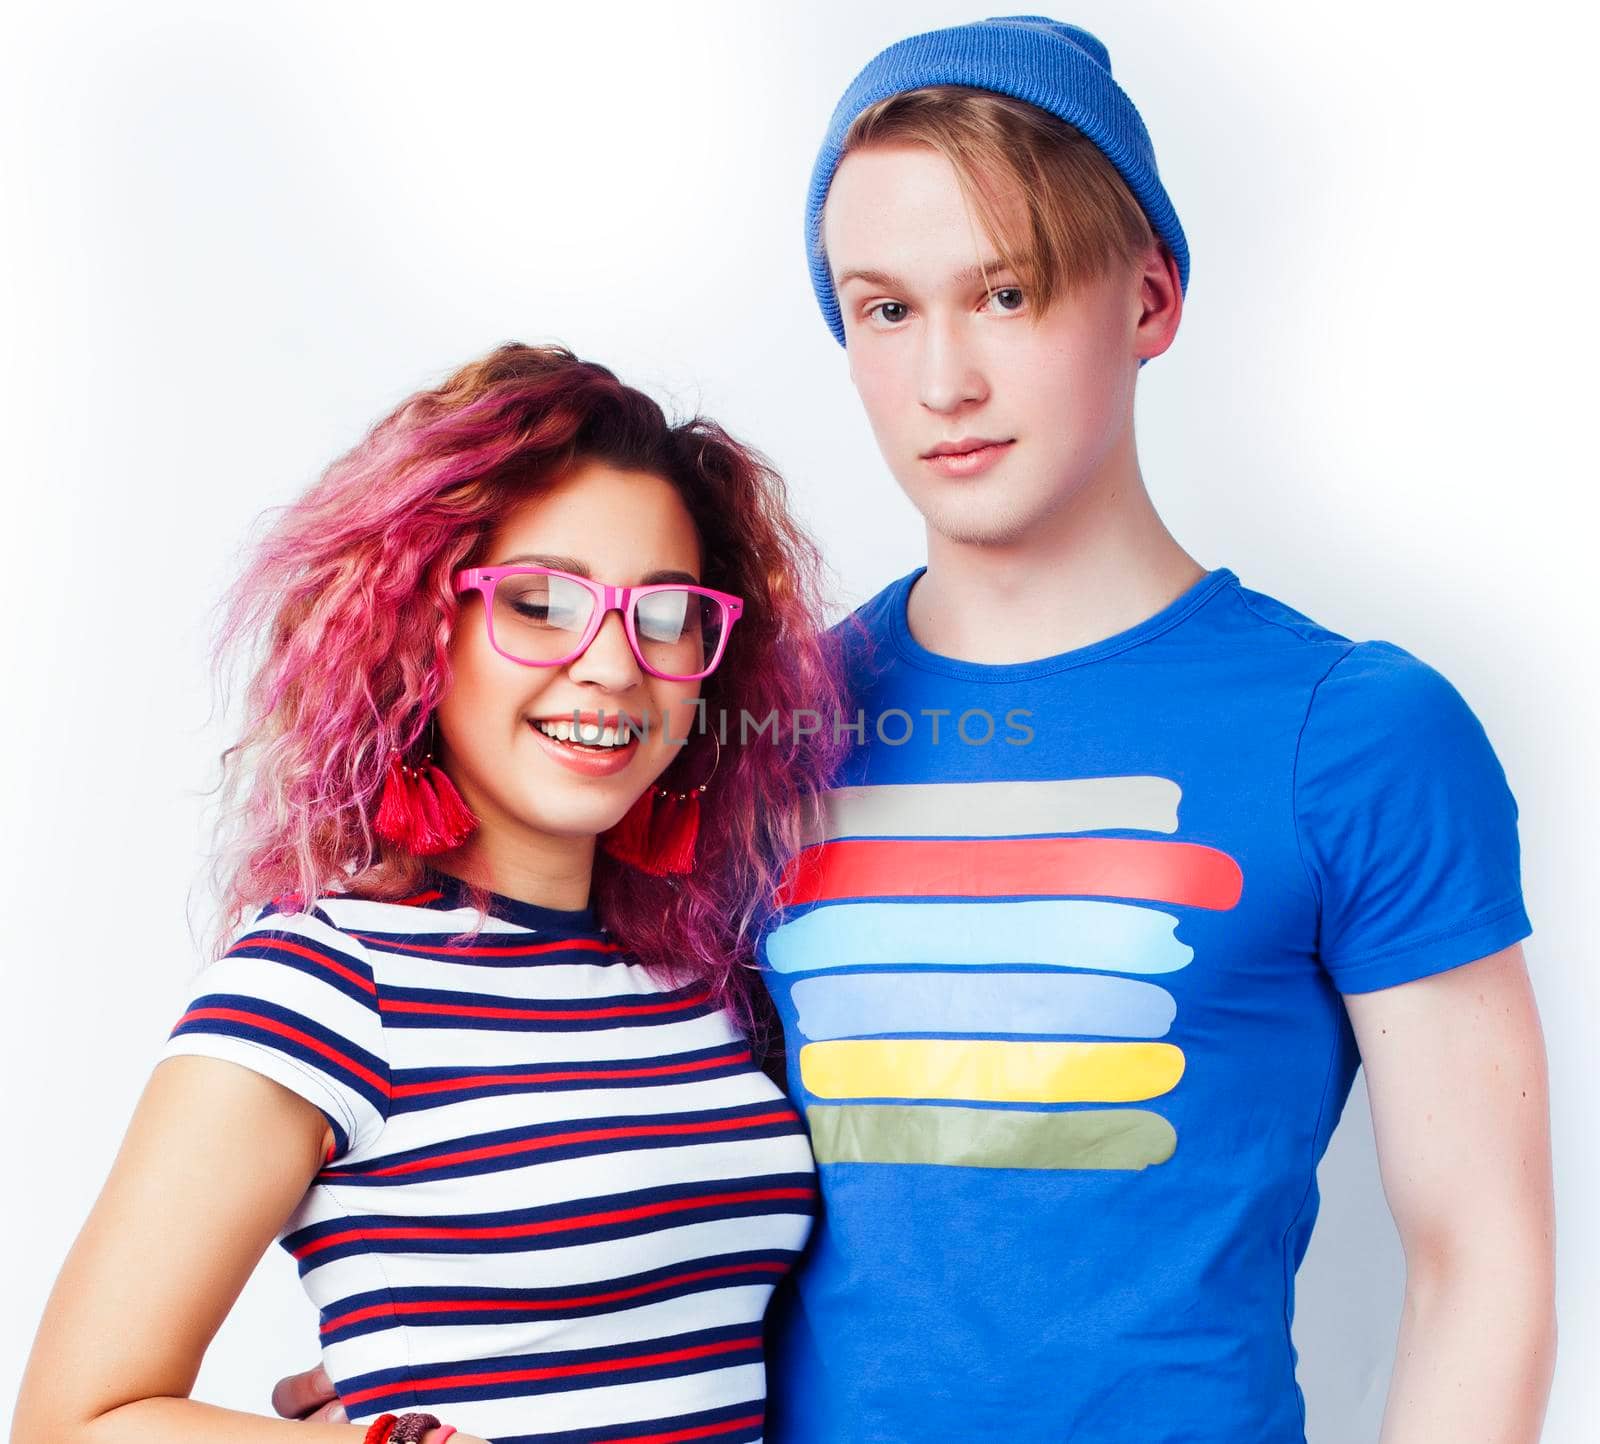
[{"x1": 211, "y1": 343, "x2": 849, "y2": 1023}]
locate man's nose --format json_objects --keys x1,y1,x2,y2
[{"x1": 918, "y1": 315, "x2": 988, "y2": 413}]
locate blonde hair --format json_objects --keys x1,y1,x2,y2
[{"x1": 831, "y1": 85, "x2": 1157, "y2": 313}]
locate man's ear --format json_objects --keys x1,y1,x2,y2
[{"x1": 1134, "y1": 241, "x2": 1183, "y2": 364}]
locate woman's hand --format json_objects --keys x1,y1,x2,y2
[{"x1": 268, "y1": 1375, "x2": 488, "y2": 1444}]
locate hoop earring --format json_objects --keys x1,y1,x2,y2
[
  {"x1": 600, "y1": 734, "x2": 721, "y2": 877},
  {"x1": 374, "y1": 716, "x2": 478, "y2": 857}
]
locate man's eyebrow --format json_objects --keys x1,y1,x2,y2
[
  {"x1": 834, "y1": 258, "x2": 1017, "y2": 292},
  {"x1": 494, "y1": 553, "x2": 700, "y2": 586}
]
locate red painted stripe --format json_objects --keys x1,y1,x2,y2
[
  {"x1": 292, "y1": 1184, "x2": 815, "y2": 1260},
  {"x1": 320, "y1": 1261, "x2": 789, "y2": 1334},
  {"x1": 776, "y1": 836, "x2": 1244, "y2": 910},
  {"x1": 341, "y1": 1333, "x2": 760, "y2": 1406},
  {"x1": 177, "y1": 1006, "x2": 389, "y2": 1095},
  {"x1": 605, "y1": 1414, "x2": 765, "y2": 1444},
  {"x1": 377, "y1": 992, "x2": 707, "y2": 1023},
  {"x1": 228, "y1": 937, "x2": 376, "y2": 994},
  {"x1": 327, "y1": 1109, "x2": 796, "y2": 1180},
  {"x1": 391, "y1": 1048, "x2": 752, "y2": 1099},
  {"x1": 351, "y1": 932, "x2": 620, "y2": 958}
]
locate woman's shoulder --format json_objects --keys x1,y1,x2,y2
[{"x1": 238, "y1": 885, "x2": 466, "y2": 947}]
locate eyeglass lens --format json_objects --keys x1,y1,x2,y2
[{"x1": 490, "y1": 573, "x2": 727, "y2": 676}]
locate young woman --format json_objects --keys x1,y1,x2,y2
[{"x1": 12, "y1": 343, "x2": 846, "y2": 1444}]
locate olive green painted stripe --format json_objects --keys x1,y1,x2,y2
[{"x1": 807, "y1": 1103, "x2": 1177, "y2": 1172}]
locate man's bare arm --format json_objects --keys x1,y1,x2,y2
[{"x1": 1345, "y1": 943, "x2": 1556, "y2": 1443}]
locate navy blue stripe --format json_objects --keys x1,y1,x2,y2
[
  {"x1": 320, "y1": 1101, "x2": 804, "y2": 1185},
  {"x1": 171, "y1": 994, "x2": 388, "y2": 1113},
  {"x1": 379, "y1": 980, "x2": 713, "y2": 1033},
  {"x1": 340, "y1": 1322, "x2": 761, "y2": 1411},
  {"x1": 224, "y1": 931, "x2": 377, "y2": 1010},
  {"x1": 388, "y1": 1042, "x2": 754, "y2": 1114},
  {"x1": 285, "y1": 1172, "x2": 817, "y2": 1273},
  {"x1": 319, "y1": 1249, "x2": 799, "y2": 1343},
  {"x1": 496, "y1": 1399, "x2": 765, "y2": 1444}
]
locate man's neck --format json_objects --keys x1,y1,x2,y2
[{"x1": 908, "y1": 457, "x2": 1206, "y2": 666}]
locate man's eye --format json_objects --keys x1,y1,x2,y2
[
  {"x1": 869, "y1": 301, "x2": 909, "y2": 325},
  {"x1": 986, "y1": 287, "x2": 1025, "y2": 312}
]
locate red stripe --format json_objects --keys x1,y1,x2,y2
[
  {"x1": 391, "y1": 1048, "x2": 752, "y2": 1099},
  {"x1": 327, "y1": 1109, "x2": 796, "y2": 1180},
  {"x1": 177, "y1": 1006, "x2": 389, "y2": 1095},
  {"x1": 392, "y1": 889, "x2": 445, "y2": 906},
  {"x1": 292, "y1": 1184, "x2": 814, "y2": 1260},
  {"x1": 340, "y1": 1334, "x2": 760, "y2": 1407},
  {"x1": 320, "y1": 1261, "x2": 789, "y2": 1334},
  {"x1": 351, "y1": 932, "x2": 620, "y2": 958},
  {"x1": 228, "y1": 937, "x2": 376, "y2": 994},
  {"x1": 603, "y1": 1414, "x2": 765, "y2": 1444},
  {"x1": 377, "y1": 992, "x2": 707, "y2": 1023},
  {"x1": 776, "y1": 836, "x2": 1244, "y2": 910}
]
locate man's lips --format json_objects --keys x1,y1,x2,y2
[
  {"x1": 920, "y1": 437, "x2": 1012, "y2": 459},
  {"x1": 920, "y1": 439, "x2": 1015, "y2": 478}
]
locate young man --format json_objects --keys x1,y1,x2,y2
[
  {"x1": 754, "y1": 16, "x2": 1555, "y2": 1443},
  {"x1": 278, "y1": 15, "x2": 1555, "y2": 1442}
]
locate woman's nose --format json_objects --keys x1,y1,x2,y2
[{"x1": 567, "y1": 607, "x2": 644, "y2": 690}]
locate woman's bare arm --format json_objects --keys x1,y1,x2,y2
[{"x1": 11, "y1": 1055, "x2": 482, "y2": 1444}]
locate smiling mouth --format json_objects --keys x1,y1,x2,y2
[{"x1": 529, "y1": 717, "x2": 640, "y2": 751}]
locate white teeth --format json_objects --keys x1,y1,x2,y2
[{"x1": 533, "y1": 718, "x2": 631, "y2": 748}]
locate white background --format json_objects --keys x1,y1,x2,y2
[{"x1": 2, "y1": 1, "x2": 1595, "y2": 1439}]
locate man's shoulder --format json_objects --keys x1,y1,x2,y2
[
  {"x1": 1226, "y1": 581, "x2": 1464, "y2": 709},
  {"x1": 1222, "y1": 578, "x2": 1352, "y2": 653}
]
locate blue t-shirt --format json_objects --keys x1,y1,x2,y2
[{"x1": 759, "y1": 566, "x2": 1529, "y2": 1443}]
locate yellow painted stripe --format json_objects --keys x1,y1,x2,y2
[{"x1": 799, "y1": 1039, "x2": 1186, "y2": 1104}]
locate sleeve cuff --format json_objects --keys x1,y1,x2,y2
[{"x1": 1326, "y1": 898, "x2": 1532, "y2": 994}]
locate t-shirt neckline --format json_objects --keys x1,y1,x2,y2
[
  {"x1": 421, "y1": 869, "x2": 606, "y2": 936},
  {"x1": 885, "y1": 565, "x2": 1239, "y2": 682}
]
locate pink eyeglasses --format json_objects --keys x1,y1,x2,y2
[{"x1": 453, "y1": 566, "x2": 744, "y2": 682}]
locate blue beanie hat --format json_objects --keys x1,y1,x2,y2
[{"x1": 804, "y1": 14, "x2": 1188, "y2": 347}]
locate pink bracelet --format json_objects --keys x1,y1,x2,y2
[{"x1": 433, "y1": 1430, "x2": 457, "y2": 1444}]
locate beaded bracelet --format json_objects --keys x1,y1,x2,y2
[{"x1": 389, "y1": 1413, "x2": 443, "y2": 1444}]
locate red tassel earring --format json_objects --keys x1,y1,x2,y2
[
  {"x1": 374, "y1": 720, "x2": 477, "y2": 856},
  {"x1": 600, "y1": 736, "x2": 720, "y2": 876}
]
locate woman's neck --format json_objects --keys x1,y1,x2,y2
[{"x1": 437, "y1": 826, "x2": 597, "y2": 914}]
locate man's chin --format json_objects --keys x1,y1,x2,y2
[{"x1": 914, "y1": 493, "x2": 1035, "y2": 550}]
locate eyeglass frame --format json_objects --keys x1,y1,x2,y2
[{"x1": 452, "y1": 565, "x2": 745, "y2": 682}]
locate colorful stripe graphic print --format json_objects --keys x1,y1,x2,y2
[{"x1": 768, "y1": 776, "x2": 1242, "y2": 1172}]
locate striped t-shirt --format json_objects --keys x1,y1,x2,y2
[{"x1": 163, "y1": 878, "x2": 816, "y2": 1444}]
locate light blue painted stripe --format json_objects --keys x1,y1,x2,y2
[
  {"x1": 763, "y1": 900, "x2": 1192, "y2": 975},
  {"x1": 791, "y1": 971, "x2": 1177, "y2": 1040}
]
